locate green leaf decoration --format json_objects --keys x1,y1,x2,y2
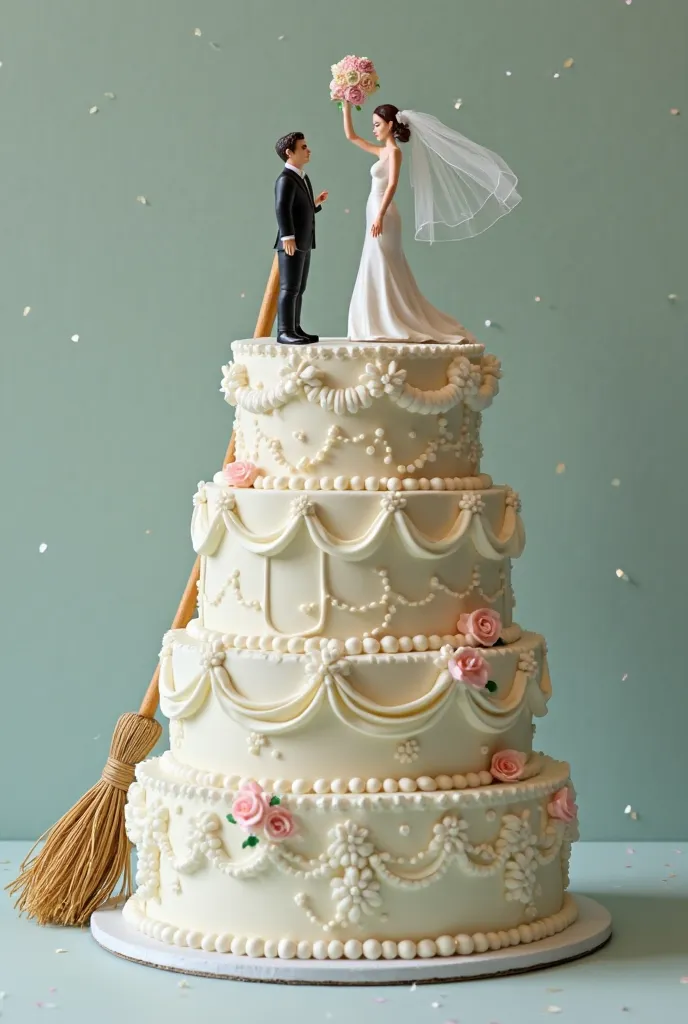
[
  {"x1": 355, "y1": 105, "x2": 362, "y2": 111},
  {"x1": 486, "y1": 680, "x2": 498, "y2": 693},
  {"x1": 269, "y1": 795, "x2": 281, "y2": 806},
  {"x1": 226, "y1": 813, "x2": 236, "y2": 824},
  {"x1": 242, "y1": 835, "x2": 260, "y2": 849}
]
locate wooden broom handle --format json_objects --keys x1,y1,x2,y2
[{"x1": 138, "y1": 255, "x2": 280, "y2": 720}]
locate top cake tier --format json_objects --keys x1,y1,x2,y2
[{"x1": 222, "y1": 339, "x2": 500, "y2": 489}]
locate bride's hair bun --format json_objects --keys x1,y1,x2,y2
[{"x1": 374, "y1": 104, "x2": 411, "y2": 143}]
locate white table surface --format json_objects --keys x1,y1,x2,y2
[{"x1": 1, "y1": 840, "x2": 687, "y2": 1024}]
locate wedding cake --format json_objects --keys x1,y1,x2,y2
[{"x1": 123, "y1": 337, "x2": 579, "y2": 964}]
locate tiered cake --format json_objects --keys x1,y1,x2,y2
[{"x1": 123, "y1": 338, "x2": 579, "y2": 963}]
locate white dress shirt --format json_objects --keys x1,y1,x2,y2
[{"x1": 281, "y1": 162, "x2": 305, "y2": 242}]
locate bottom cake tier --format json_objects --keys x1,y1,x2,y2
[{"x1": 124, "y1": 754, "x2": 579, "y2": 961}]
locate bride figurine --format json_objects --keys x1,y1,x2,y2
[{"x1": 343, "y1": 101, "x2": 520, "y2": 342}]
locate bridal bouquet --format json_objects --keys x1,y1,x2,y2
[{"x1": 330, "y1": 55, "x2": 380, "y2": 109}]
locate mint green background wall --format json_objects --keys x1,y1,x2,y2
[{"x1": 2, "y1": 0, "x2": 686, "y2": 840}]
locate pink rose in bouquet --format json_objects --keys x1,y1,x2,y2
[
  {"x1": 330, "y1": 55, "x2": 380, "y2": 108},
  {"x1": 547, "y1": 786, "x2": 578, "y2": 822},
  {"x1": 448, "y1": 649, "x2": 490, "y2": 689},
  {"x1": 490, "y1": 749, "x2": 527, "y2": 783},
  {"x1": 457, "y1": 607, "x2": 502, "y2": 647},
  {"x1": 223, "y1": 460, "x2": 258, "y2": 489}
]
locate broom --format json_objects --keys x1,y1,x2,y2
[{"x1": 8, "y1": 255, "x2": 280, "y2": 927}]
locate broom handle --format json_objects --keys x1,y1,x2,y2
[{"x1": 138, "y1": 254, "x2": 280, "y2": 720}]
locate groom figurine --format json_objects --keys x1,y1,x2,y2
[{"x1": 274, "y1": 132, "x2": 328, "y2": 345}]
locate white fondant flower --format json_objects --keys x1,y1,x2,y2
[
  {"x1": 459, "y1": 492, "x2": 486, "y2": 515},
  {"x1": 305, "y1": 649, "x2": 350, "y2": 687},
  {"x1": 394, "y1": 738, "x2": 420, "y2": 765},
  {"x1": 504, "y1": 846, "x2": 538, "y2": 904},
  {"x1": 380, "y1": 492, "x2": 407, "y2": 514},
  {"x1": 331, "y1": 866, "x2": 383, "y2": 923},
  {"x1": 290, "y1": 495, "x2": 315, "y2": 518},
  {"x1": 216, "y1": 489, "x2": 237, "y2": 514},
  {"x1": 505, "y1": 488, "x2": 522, "y2": 513},
  {"x1": 327, "y1": 821, "x2": 374, "y2": 869},
  {"x1": 518, "y1": 651, "x2": 538, "y2": 677},
  {"x1": 199, "y1": 641, "x2": 226, "y2": 673},
  {"x1": 360, "y1": 360, "x2": 407, "y2": 398},
  {"x1": 430, "y1": 815, "x2": 469, "y2": 854},
  {"x1": 247, "y1": 732, "x2": 267, "y2": 756},
  {"x1": 220, "y1": 363, "x2": 248, "y2": 405},
  {"x1": 448, "y1": 356, "x2": 481, "y2": 399},
  {"x1": 192, "y1": 482, "x2": 208, "y2": 506},
  {"x1": 497, "y1": 812, "x2": 537, "y2": 856},
  {"x1": 280, "y1": 359, "x2": 322, "y2": 395}
]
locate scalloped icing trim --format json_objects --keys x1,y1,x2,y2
[
  {"x1": 232, "y1": 339, "x2": 486, "y2": 360},
  {"x1": 122, "y1": 891, "x2": 578, "y2": 960},
  {"x1": 157, "y1": 749, "x2": 544, "y2": 797},
  {"x1": 134, "y1": 753, "x2": 569, "y2": 813},
  {"x1": 183, "y1": 617, "x2": 524, "y2": 654}
]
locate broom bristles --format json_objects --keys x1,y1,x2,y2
[{"x1": 8, "y1": 712, "x2": 161, "y2": 927}]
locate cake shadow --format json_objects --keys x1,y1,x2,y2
[{"x1": 575, "y1": 890, "x2": 688, "y2": 961}]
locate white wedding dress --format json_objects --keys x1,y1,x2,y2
[{"x1": 347, "y1": 158, "x2": 477, "y2": 343}]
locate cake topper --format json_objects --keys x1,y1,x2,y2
[{"x1": 273, "y1": 132, "x2": 328, "y2": 346}]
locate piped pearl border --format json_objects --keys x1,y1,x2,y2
[
  {"x1": 232, "y1": 339, "x2": 485, "y2": 361},
  {"x1": 157, "y1": 749, "x2": 543, "y2": 797},
  {"x1": 184, "y1": 618, "x2": 524, "y2": 656},
  {"x1": 253, "y1": 473, "x2": 493, "y2": 493},
  {"x1": 136, "y1": 754, "x2": 568, "y2": 814},
  {"x1": 122, "y1": 893, "x2": 578, "y2": 960}
]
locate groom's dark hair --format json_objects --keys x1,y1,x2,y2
[{"x1": 275, "y1": 131, "x2": 305, "y2": 162}]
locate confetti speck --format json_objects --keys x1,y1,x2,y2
[
  {"x1": 144, "y1": 529, "x2": 152, "y2": 535},
  {"x1": 71, "y1": 334, "x2": 80, "y2": 343},
  {"x1": 670, "y1": 108, "x2": 680, "y2": 116},
  {"x1": 23, "y1": 305, "x2": 31, "y2": 316},
  {"x1": 178, "y1": 980, "x2": 190, "y2": 989},
  {"x1": 136, "y1": 195, "x2": 149, "y2": 205},
  {"x1": 39, "y1": 543, "x2": 48, "y2": 554},
  {"x1": 55, "y1": 948, "x2": 68, "y2": 954},
  {"x1": 505, "y1": 70, "x2": 512, "y2": 77},
  {"x1": 553, "y1": 73, "x2": 560, "y2": 79},
  {"x1": 240, "y1": 292, "x2": 246, "y2": 298},
  {"x1": 534, "y1": 295, "x2": 541, "y2": 302},
  {"x1": 344, "y1": 208, "x2": 350, "y2": 214},
  {"x1": 454, "y1": 98, "x2": 463, "y2": 110},
  {"x1": 622, "y1": 673, "x2": 628, "y2": 681},
  {"x1": 615, "y1": 568, "x2": 630, "y2": 581},
  {"x1": 556, "y1": 462, "x2": 566, "y2": 474},
  {"x1": 104, "y1": 91, "x2": 116, "y2": 99},
  {"x1": 563, "y1": 58, "x2": 575, "y2": 69},
  {"x1": 278, "y1": 34, "x2": 286, "y2": 41},
  {"x1": 611, "y1": 478, "x2": 621, "y2": 487},
  {"x1": 668, "y1": 293, "x2": 678, "y2": 301},
  {"x1": 193, "y1": 27, "x2": 202, "y2": 37},
  {"x1": 546, "y1": 1009, "x2": 563, "y2": 1016},
  {"x1": 89, "y1": 105, "x2": 99, "y2": 114},
  {"x1": 410, "y1": 982, "x2": 417, "y2": 991},
  {"x1": 484, "y1": 319, "x2": 492, "y2": 327}
]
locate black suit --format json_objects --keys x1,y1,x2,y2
[{"x1": 274, "y1": 167, "x2": 321, "y2": 335}]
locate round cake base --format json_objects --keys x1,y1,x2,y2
[{"x1": 91, "y1": 895, "x2": 611, "y2": 984}]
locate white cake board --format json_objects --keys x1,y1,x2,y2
[{"x1": 91, "y1": 895, "x2": 611, "y2": 985}]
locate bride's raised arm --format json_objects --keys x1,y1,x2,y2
[{"x1": 342, "y1": 100, "x2": 380, "y2": 156}]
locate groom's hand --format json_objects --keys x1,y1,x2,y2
[
  {"x1": 283, "y1": 238, "x2": 296, "y2": 256},
  {"x1": 315, "y1": 191, "x2": 329, "y2": 205}
]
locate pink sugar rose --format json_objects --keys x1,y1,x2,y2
[
  {"x1": 231, "y1": 781, "x2": 270, "y2": 832},
  {"x1": 264, "y1": 805, "x2": 296, "y2": 843},
  {"x1": 548, "y1": 786, "x2": 578, "y2": 822},
  {"x1": 345, "y1": 84, "x2": 366, "y2": 107},
  {"x1": 457, "y1": 607, "x2": 502, "y2": 647},
  {"x1": 448, "y1": 648, "x2": 490, "y2": 689},
  {"x1": 490, "y1": 749, "x2": 527, "y2": 783},
  {"x1": 223, "y1": 460, "x2": 258, "y2": 489},
  {"x1": 356, "y1": 58, "x2": 375, "y2": 74}
]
